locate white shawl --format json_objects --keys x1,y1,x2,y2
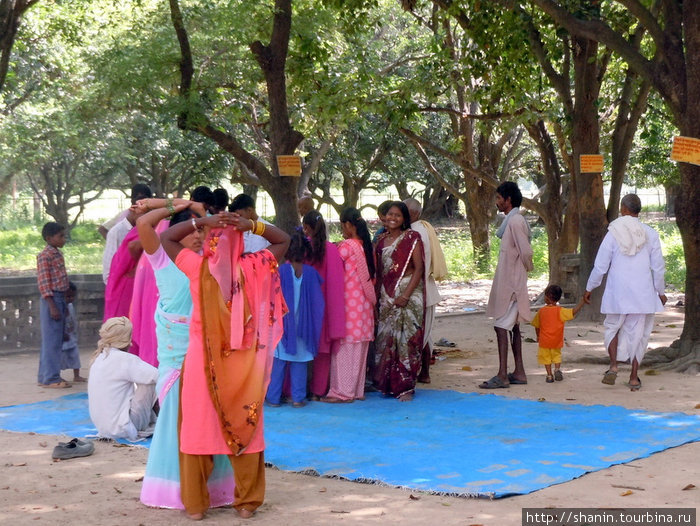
[{"x1": 608, "y1": 216, "x2": 647, "y2": 256}]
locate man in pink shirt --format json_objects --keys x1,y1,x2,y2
[{"x1": 480, "y1": 182, "x2": 533, "y2": 389}]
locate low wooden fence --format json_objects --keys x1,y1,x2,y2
[{"x1": 0, "y1": 274, "x2": 104, "y2": 354}]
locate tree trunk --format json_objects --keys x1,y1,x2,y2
[
  {"x1": 422, "y1": 184, "x2": 453, "y2": 221},
  {"x1": 571, "y1": 36, "x2": 607, "y2": 320},
  {"x1": 463, "y1": 174, "x2": 493, "y2": 271},
  {"x1": 664, "y1": 181, "x2": 679, "y2": 217},
  {"x1": 265, "y1": 176, "x2": 300, "y2": 233},
  {"x1": 242, "y1": 184, "x2": 259, "y2": 202}
]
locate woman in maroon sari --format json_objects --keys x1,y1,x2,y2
[{"x1": 373, "y1": 201, "x2": 425, "y2": 401}]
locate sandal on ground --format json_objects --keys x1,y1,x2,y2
[
  {"x1": 554, "y1": 370, "x2": 563, "y2": 381},
  {"x1": 397, "y1": 392, "x2": 414, "y2": 401},
  {"x1": 507, "y1": 372, "x2": 527, "y2": 385},
  {"x1": 626, "y1": 379, "x2": 642, "y2": 391},
  {"x1": 39, "y1": 381, "x2": 72, "y2": 389},
  {"x1": 602, "y1": 370, "x2": 617, "y2": 385},
  {"x1": 435, "y1": 338, "x2": 456, "y2": 347},
  {"x1": 291, "y1": 401, "x2": 306, "y2": 408},
  {"x1": 546, "y1": 375, "x2": 554, "y2": 383},
  {"x1": 479, "y1": 376, "x2": 509, "y2": 389}
]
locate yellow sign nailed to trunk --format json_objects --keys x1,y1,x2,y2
[
  {"x1": 276, "y1": 155, "x2": 302, "y2": 176},
  {"x1": 670, "y1": 136, "x2": 700, "y2": 166},
  {"x1": 579, "y1": 154, "x2": 605, "y2": 174}
]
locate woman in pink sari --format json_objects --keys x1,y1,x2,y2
[
  {"x1": 302, "y1": 211, "x2": 346, "y2": 400},
  {"x1": 322, "y1": 208, "x2": 376, "y2": 403},
  {"x1": 373, "y1": 202, "x2": 425, "y2": 402},
  {"x1": 103, "y1": 208, "x2": 144, "y2": 322},
  {"x1": 161, "y1": 211, "x2": 289, "y2": 520}
]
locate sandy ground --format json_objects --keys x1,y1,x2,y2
[{"x1": 1, "y1": 282, "x2": 698, "y2": 526}]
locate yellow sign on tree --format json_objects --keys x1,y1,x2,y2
[
  {"x1": 670, "y1": 136, "x2": 700, "y2": 166},
  {"x1": 579, "y1": 154, "x2": 605, "y2": 174},
  {"x1": 276, "y1": 155, "x2": 302, "y2": 176}
]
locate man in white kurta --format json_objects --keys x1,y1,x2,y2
[
  {"x1": 404, "y1": 198, "x2": 445, "y2": 383},
  {"x1": 584, "y1": 194, "x2": 666, "y2": 390},
  {"x1": 88, "y1": 317, "x2": 158, "y2": 440},
  {"x1": 481, "y1": 182, "x2": 533, "y2": 389}
]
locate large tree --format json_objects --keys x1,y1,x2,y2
[
  {"x1": 529, "y1": 0, "x2": 699, "y2": 371},
  {"x1": 0, "y1": 0, "x2": 38, "y2": 94}
]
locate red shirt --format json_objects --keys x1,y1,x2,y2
[{"x1": 36, "y1": 245, "x2": 69, "y2": 298}]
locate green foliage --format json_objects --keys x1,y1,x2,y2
[
  {"x1": 0, "y1": 223, "x2": 104, "y2": 274},
  {"x1": 0, "y1": 218, "x2": 686, "y2": 289},
  {"x1": 655, "y1": 221, "x2": 686, "y2": 288}
]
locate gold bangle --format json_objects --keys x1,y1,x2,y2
[{"x1": 253, "y1": 220, "x2": 266, "y2": 236}]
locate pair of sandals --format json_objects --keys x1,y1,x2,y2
[{"x1": 602, "y1": 370, "x2": 642, "y2": 391}]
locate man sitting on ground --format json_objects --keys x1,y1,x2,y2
[{"x1": 88, "y1": 317, "x2": 158, "y2": 441}]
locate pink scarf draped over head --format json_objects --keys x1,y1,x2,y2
[{"x1": 199, "y1": 226, "x2": 286, "y2": 454}]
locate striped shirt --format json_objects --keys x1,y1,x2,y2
[{"x1": 36, "y1": 245, "x2": 69, "y2": 299}]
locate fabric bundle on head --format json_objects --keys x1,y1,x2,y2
[
  {"x1": 91, "y1": 316, "x2": 133, "y2": 363},
  {"x1": 608, "y1": 216, "x2": 647, "y2": 256}
]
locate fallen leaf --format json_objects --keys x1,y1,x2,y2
[
  {"x1": 134, "y1": 476, "x2": 144, "y2": 482},
  {"x1": 113, "y1": 487, "x2": 122, "y2": 494},
  {"x1": 537, "y1": 397, "x2": 546, "y2": 402},
  {"x1": 90, "y1": 491, "x2": 98, "y2": 495},
  {"x1": 566, "y1": 398, "x2": 577, "y2": 401},
  {"x1": 666, "y1": 324, "x2": 677, "y2": 328},
  {"x1": 319, "y1": 487, "x2": 327, "y2": 493},
  {"x1": 644, "y1": 369, "x2": 658, "y2": 376},
  {"x1": 39, "y1": 442, "x2": 47, "y2": 448},
  {"x1": 620, "y1": 490, "x2": 633, "y2": 496},
  {"x1": 330, "y1": 510, "x2": 349, "y2": 514},
  {"x1": 695, "y1": 404, "x2": 700, "y2": 409},
  {"x1": 409, "y1": 494, "x2": 420, "y2": 500},
  {"x1": 12, "y1": 462, "x2": 27, "y2": 467},
  {"x1": 461, "y1": 366, "x2": 472, "y2": 371},
  {"x1": 682, "y1": 484, "x2": 695, "y2": 491},
  {"x1": 1, "y1": 486, "x2": 9, "y2": 490},
  {"x1": 524, "y1": 337, "x2": 536, "y2": 343}
]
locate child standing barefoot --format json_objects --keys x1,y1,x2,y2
[
  {"x1": 62, "y1": 282, "x2": 86, "y2": 383},
  {"x1": 531, "y1": 285, "x2": 584, "y2": 383}
]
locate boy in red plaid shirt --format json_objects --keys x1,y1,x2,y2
[{"x1": 37, "y1": 222, "x2": 71, "y2": 388}]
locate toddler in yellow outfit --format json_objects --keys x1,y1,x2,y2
[{"x1": 531, "y1": 285, "x2": 584, "y2": 383}]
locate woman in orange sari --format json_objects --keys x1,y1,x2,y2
[{"x1": 162, "y1": 211, "x2": 289, "y2": 520}]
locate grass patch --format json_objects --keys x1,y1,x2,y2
[{"x1": 0, "y1": 218, "x2": 686, "y2": 289}]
